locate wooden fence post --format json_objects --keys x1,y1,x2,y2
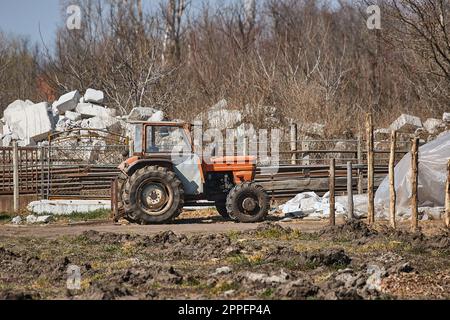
[
  {"x1": 444, "y1": 159, "x2": 449, "y2": 228},
  {"x1": 40, "y1": 146, "x2": 45, "y2": 200},
  {"x1": 389, "y1": 130, "x2": 397, "y2": 229},
  {"x1": 290, "y1": 124, "x2": 297, "y2": 165},
  {"x1": 302, "y1": 138, "x2": 311, "y2": 166},
  {"x1": 329, "y1": 158, "x2": 336, "y2": 226},
  {"x1": 243, "y1": 137, "x2": 248, "y2": 156},
  {"x1": 366, "y1": 113, "x2": 375, "y2": 224},
  {"x1": 12, "y1": 141, "x2": 19, "y2": 213},
  {"x1": 357, "y1": 135, "x2": 364, "y2": 194},
  {"x1": 411, "y1": 138, "x2": 419, "y2": 232},
  {"x1": 347, "y1": 161, "x2": 354, "y2": 220}
]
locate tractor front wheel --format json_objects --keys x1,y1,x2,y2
[
  {"x1": 226, "y1": 183, "x2": 269, "y2": 223},
  {"x1": 122, "y1": 166, "x2": 184, "y2": 224}
]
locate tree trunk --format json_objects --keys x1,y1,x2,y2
[
  {"x1": 366, "y1": 113, "x2": 375, "y2": 224},
  {"x1": 329, "y1": 158, "x2": 336, "y2": 226}
]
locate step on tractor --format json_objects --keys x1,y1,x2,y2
[{"x1": 113, "y1": 121, "x2": 270, "y2": 224}]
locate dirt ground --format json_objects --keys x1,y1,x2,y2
[{"x1": 0, "y1": 210, "x2": 449, "y2": 300}]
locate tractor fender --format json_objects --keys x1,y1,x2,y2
[
  {"x1": 232, "y1": 170, "x2": 255, "y2": 184},
  {"x1": 119, "y1": 157, "x2": 174, "y2": 177}
]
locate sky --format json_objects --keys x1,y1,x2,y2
[
  {"x1": 0, "y1": 0, "x2": 340, "y2": 48},
  {"x1": 0, "y1": 0, "x2": 230, "y2": 48},
  {"x1": 0, "y1": 0, "x2": 62, "y2": 47}
]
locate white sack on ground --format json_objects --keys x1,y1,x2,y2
[
  {"x1": 375, "y1": 131, "x2": 450, "y2": 215},
  {"x1": 279, "y1": 192, "x2": 367, "y2": 219},
  {"x1": 279, "y1": 192, "x2": 322, "y2": 218}
]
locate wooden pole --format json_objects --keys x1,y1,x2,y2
[
  {"x1": 243, "y1": 137, "x2": 248, "y2": 156},
  {"x1": 366, "y1": 113, "x2": 375, "y2": 224},
  {"x1": 47, "y1": 142, "x2": 52, "y2": 200},
  {"x1": 357, "y1": 135, "x2": 364, "y2": 194},
  {"x1": 389, "y1": 130, "x2": 397, "y2": 229},
  {"x1": 12, "y1": 141, "x2": 19, "y2": 213},
  {"x1": 347, "y1": 161, "x2": 354, "y2": 220},
  {"x1": 444, "y1": 159, "x2": 450, "y2": 228},
  {"x1": 411, "y1": 138, "x2": 419, "y2": 232},
  {"x1": 329, "y1": 158, "x2": 336, "y2": 226},
  {"x1": 290, "y1": 124, "x2": 297, "y2": 165},
  {"x1": 40, "y1": 146, "x2": 45, "y2": 200},
  {"x1": 302, "y1": 140, "x2": 310, "y2": 165}
]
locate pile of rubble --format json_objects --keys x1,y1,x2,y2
[
  {"x1": 11, "y1": 214, "x2": 53, "y2": 225},
  {"x1": 202, "y1": 99, "x2": 286, "y2": 137},
  {"x1": 204, "y1": 99, "x2": 329, "y2": 138},
  {"x1": 0, "y1": 89, "x2": 165, "y2": 147},
  {"x1": 324, "y1": 113, "x2": 449, "y2": 157},
  {"x1": 375, "y1": 113, "x2": 450, "y2": 148},
  {"x1": 204, "y1": 100, "x2": 449, "y2": 155},
  {"x1": 328, "y1": 113, "x2": 449, "y2": 154}
]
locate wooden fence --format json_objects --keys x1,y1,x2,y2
[{"x1": 0, "y1": 131, "x2": 409, "y2": 212}]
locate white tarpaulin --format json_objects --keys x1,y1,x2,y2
[
  {"x1": 279, "y1": 191, "x2": 368, "y2": 219},
  {"x1": 375, "y1": 131, "x2": 450, "y2": 213}
]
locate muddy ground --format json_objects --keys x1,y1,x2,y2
[{"x1": 0, "y1": 213, "x2": 449, "y2": 300}]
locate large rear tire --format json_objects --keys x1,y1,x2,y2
[
  {"x1": 226, "y1": 182, "x2": 269, "y2": 223},
  {"x1": 113, "y1": 172, "x2": 128, "y2": 222},
  {"x1": 122, "y1": 166, "x2": 184, "y2": 224},
  {"x1": 215, "y1": 201, "x2": 231, "y2": 220}
]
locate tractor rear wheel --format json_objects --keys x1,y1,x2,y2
[
  {"x1": 226, "y1": 182, "x2": 270, "y2": 223},
  {"x1": 113, "y1": 172, "x2": 128, "y2": 222},
  {"x1": 122, "y1": 166, "x2": 184, "y2": 224},
  {"x1": 215, "y1": 201, "x2": 231, "y2": 220}
]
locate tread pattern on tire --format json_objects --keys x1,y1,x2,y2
[
  {"x1": 114, "y1": 172, "x2": 128, "y2": 222},
  {"x1": 225, "y1": 182, "x2": 270, "y2": 223},
  {"x1": 122, "y1": 166, "x2": 184, "y2": 224},
  {"x1": 215, "y1": 201, "x2": 231, "y2": 220}
]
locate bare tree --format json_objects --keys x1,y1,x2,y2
[
  {"x1": 0, "y1": 32, "x2": 41, "y2": 114},
  {"x1": 161, "y1": 0, "x2": 189, "y2": 64},
  {"x1": 386, "y1": 0, "x2": 450, "y2": 80},
  {"x1": 3, "y1": 0, "x2": 448, "y2": 133}
]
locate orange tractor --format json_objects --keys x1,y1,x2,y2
[{"x1": 113, "y1": 121, "x2": 270, "y2": 224}]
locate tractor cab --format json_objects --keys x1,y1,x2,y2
[
  {"x1": 125, "y1": 121, "x2": 256, "y2": 181},
  {"x1": 129, "y1": 121, "x2": 193, "y2": 156}
]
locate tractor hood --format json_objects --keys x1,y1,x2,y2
[{"x1": 209, "y1": 156, "x2": 256, "y2": 164}]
